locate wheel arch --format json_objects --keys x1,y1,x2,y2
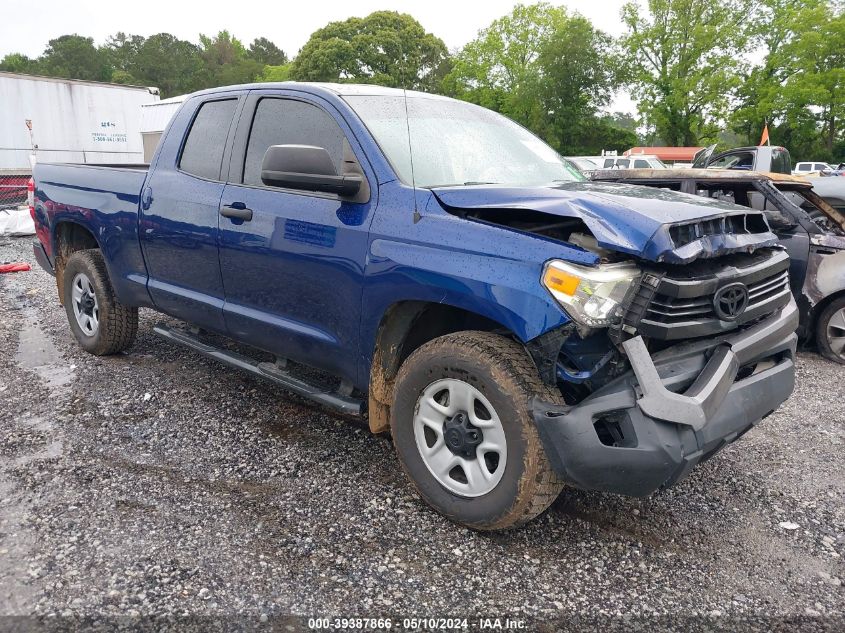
[
  {"x1": 52, "y1": 221, "x2": 101, "y2": 305},
  {"x1": 367, "y1": 300, "x2": 514, "y2": 434},
  {"x1": 810, "y1": 288, "x2": 845, "y2": 340}
]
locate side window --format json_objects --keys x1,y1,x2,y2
[
  {"x1": 603, "y1": 159, "x2": 615, "y2": 168},
  {"x1": 634, "y1": 159, "x2": 649, "y2": 168},
  {"x1": 615, "y1": 159, "x2": 630, "y2": 168},
  {"x1": 798, "y1": 164, "x2": 810, "y2": 172},
  {"x1": 770, "y1": 149, "x2": 791, "y2": 174},
  {"x1": 243, "y1": 98, "x2": 346, "y2": 186},
  {"x1": 710, "y1": 152, "x2": 753, "y2": 170},
  {"x1": 179, "y1": 99, "x2": 237, "y2": 180}
]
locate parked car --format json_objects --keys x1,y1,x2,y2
[
  {"x1": 693, "y1": 144, "x2": 792, "y2": 175},
  {"x1": 574, "y1": 154, "x2": 667, "y2": 170},
  {"x1": 592, "y1": 168, "x2": 845, "y2": 363},
  {"x1": 793, "y1": 161, "x2": 835, "y2": 176},
  {"x1": 32, "y1": 83, "x2": 798, "y2": 529}
]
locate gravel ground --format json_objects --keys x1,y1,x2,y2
[{"x1": 1, "y1": 235, "x2": 843, "y2": 631}]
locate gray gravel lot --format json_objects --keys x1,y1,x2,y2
[{"x1": 0, "y1": 235, "x2": 844, "y2": 631}]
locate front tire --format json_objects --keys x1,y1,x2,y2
[
  {"x1": 390, "y1": 331, "x2": 564, "y2": 530},
  {"x1": 816, "y1": 296, "x2": 845, "y2": 364},
  {"x1": 62, "y1": 250, "x2": 138, "y2": 355}
]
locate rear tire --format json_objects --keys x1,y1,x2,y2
[
  {"x1": 63, "y1": 250, "x2": 138, "y2": 355},
  {"x1": 816, "y1": 296, "x2": 845, "y2": 364},
  {"x1": 390, "y1": 331, "x2": 564, "y2": 530}
]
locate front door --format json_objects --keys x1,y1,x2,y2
[{"x1": 217, "y1": 92, "x2": 375, "y2": 383}]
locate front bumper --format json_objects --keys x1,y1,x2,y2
[{"x1": 533, "y1": 298, "x2": 799, "y2": 497}]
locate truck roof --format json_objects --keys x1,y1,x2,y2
[
  {"x1": 592, "y1": 168, "x2": 812, "y2": 187},
  {"x1": 188, "y1": 81, "x2": 452, "y2": 101}
]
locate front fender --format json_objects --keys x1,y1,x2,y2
[{"x1": 360, "y1": 186, "x2": 584, "y2": 382}]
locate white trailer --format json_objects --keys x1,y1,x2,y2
[
  {"x1": 0, "y1": 72, "x2": 159, "y2": 172},
  {"x1": 140, "y1": 94, "x2": 186, "y2": 162}
]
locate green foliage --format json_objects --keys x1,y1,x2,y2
[
  {"x1": 621, "y1": 0, "x2": 752, "y2": 146},
  {"x1": 258, "y1": 63, "x2": 293, "y2": 83},
  {"x1": 0, "y1": 53, "x2": 39, "y2": 74},
  {"x1": 290, "y1": 11, "x2": 449, "y2": 91},
  {"x1": 248, "y1": 38, "x2": 288, "y2": 66},
  {"x1": 125, "y1": 34, "x2": 204, "y2": 96},
  {"x1": 1, "y1": 3, "x2": 842, "y2": 162},
  {"x1": 40, "y1": 35, "x2": 111, "y2": 82},
  {"x1": 196, "y1": 31, "x2": 264, "y2": 88},
  {"x1": 443, "y1": 3, "x2": 565, "y2": 118},
  {"x1": 444, "y1": 3, "x2": 623, "y2": 155},
  {"x1": 728, "y1": 0, "x2": 845, "y2": 161}
]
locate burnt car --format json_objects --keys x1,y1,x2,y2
[{"x1": 592, "y1": 168, "x2": 845, "y2": 364}]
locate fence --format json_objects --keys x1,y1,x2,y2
[{"x1": 0, "y1": 174, "x2": 28, "y2": 210}]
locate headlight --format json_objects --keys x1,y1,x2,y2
[{"x1": 542, "y1": 260, "x2": 641, "y2": 327}]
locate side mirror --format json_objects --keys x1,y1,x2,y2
[{"x1": 260, "y1": 145, "x2": 362, "y2": 197}]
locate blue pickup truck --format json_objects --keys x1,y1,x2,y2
[{"x1": 32, "y1": 83, "x2": 799, "y2": 529}]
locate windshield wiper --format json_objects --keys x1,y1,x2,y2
[{"x1": 426, "y1": 181, "x2": 499, "y2": 188}]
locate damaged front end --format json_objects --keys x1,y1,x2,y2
[
  {"x1": 528, "y1": 245, "x2": 798, "y2": 497},
  {"x1": 433, "y1": 181, "x2": 799, "y2": 497}
]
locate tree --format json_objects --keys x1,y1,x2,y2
[
  {"x1": 444, "y1": 3, "x2": 621, "y2": 154},
  {"x1": 729, "y1": 0, "x2": 815, "y2": 147},
  {"x1": 0, "y1": 53, "x2": 39, "y2": 74},
  {"x1": 247, "y1": 37, "x2": 287, "y2": 66},
  {"x1": 129, "y1": 33, "x2": 204, "y2": 97},
  {"x1": 728, "y1": 0, "x2": 845, "y2": 160},
  {"x1": 534, "y1": 14, "x2": 619, "y2": 152},
  {"x1": 621, "y1": 0, "x2": 752, "y2": 146},
  {"x1": 257, "y1": 63, "x2": 293, "y2": 83},
  {"x1": 104, "y1": 32, "x2": 146, "y2": 83},
  {"x1": 290, "y1": 11, "x2": 449, "y2": 91},
  {"x1": 39, "y1": 35, "x2": 110, "y2": 81},
  {"x1": 775, "y1": 4, "x2": 845, "y2": 154},
  {"x1": 443, "y1": 3, "x2": 566, "y2": 121},
  {"x1": 197, "y1": 30, "x2": 263, "y2": 88}
]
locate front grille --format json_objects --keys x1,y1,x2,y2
[
  {"x1": 625, "y1": 249, "x2": 792, "y2": 341},
  {"x1": 646, "y1": 269, "x2": 789, "y2": 324}
]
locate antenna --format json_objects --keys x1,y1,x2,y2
[{"x1": 402, "y1": 89, "x2": 421, "y2": 223}]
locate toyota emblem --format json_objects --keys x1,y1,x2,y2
[{"x1": 713, "y1": 283, "x2": 749, "y2": 321}]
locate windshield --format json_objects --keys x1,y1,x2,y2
[{"x1": 345, "y1": 95, "x2": 584, "y2": 188}]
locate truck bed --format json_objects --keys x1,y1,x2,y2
[{"x1": 33, "y1": 161, "x2": 151, "y2": 307}]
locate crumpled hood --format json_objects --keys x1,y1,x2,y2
[{"x1": 432, "y1": 181, "x2": 780, "y2": 264}]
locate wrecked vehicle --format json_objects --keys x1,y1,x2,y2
[
  {"x1": 593, "y1": 168, "x2": 845, "y2": 364},
  {"x1": 693, "y1": 143, "x2": 792, "y2": 175},
  {"x1": 31, "y1": 84, "x2": 798, "y2": 529}
]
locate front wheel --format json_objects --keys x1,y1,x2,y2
[
  {"x1": 390, "y1": 331, "x2": 564, "y2": 530},
  {"x1": 816, "y1": 296, "x2": 845, "y2": 364}
]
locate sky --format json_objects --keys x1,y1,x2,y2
[{"x1": 0, "y1": 0, "x2": 636, "y2": 111}]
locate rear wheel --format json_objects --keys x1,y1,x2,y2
[
  {"x1": 63, "y1": 250, "x2": 138, "y2": 355},
  {"x1": 816, "y1": 296, "x2": 845, "y2": 364},
  {"x1": 390, "y1": 331, "x2": 564, "y2": 530}
]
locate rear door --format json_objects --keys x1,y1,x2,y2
[
  {"x1": 140, "y1": 94, "x2": 243, "y2": 331},
  {"x1": 217, "y1": 90, "x2": 376, "y2": 382}
]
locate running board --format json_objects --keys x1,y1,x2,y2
[{"x1": 153, "y1": 325, "x2": 363, "y2": 416}]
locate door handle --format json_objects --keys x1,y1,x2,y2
[{"x1": 220, "y1": 204, "x2": 253, "y2": 221}]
